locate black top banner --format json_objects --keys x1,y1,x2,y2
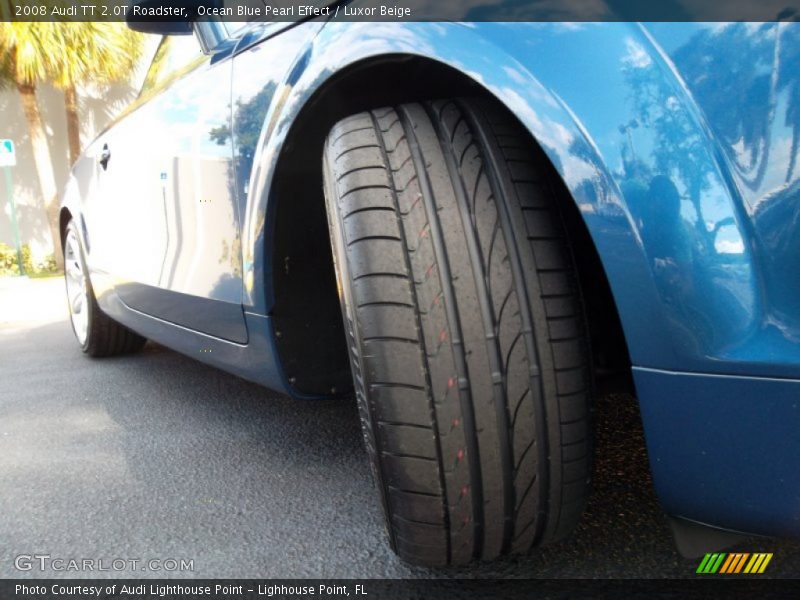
[{"x1": 1, "y1": 0, "x2": 799, "y2": 22}]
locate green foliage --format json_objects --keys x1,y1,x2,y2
[
  {"x1": 0, "y1": 243, "x2": 18, "y2": 275},
  {"x1": 0, "y1": 21, "x2": 143, "y2": 90},
  {"x1": 0, "y1": 243, "x2": 58, "y2": 277}
]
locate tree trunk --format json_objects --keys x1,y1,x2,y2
[
  {"x1": 64, "y1": 85, "x2": 81, "y2": 167},
  {"x1": 17, "y1": 82, "x2": 63, "y2": 270}
]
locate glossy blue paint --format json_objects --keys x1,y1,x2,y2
[
  {"x1": 634, "y1": 367, "x2": 800, "y2": 537},
  {"x1": 646, "y1": 22, "x2": 800, "y2": 366},
  {"x1": 79, "y1": 35, "x2": 248, "y2": 343},
  {"x1": 101, "y1": 284, "x2": 288, "y2": 391},
  {"x1": 60, "y1": 19, "x2": 800, "y2": 540},
  {"x1": 238, "y1": 21, "x2": 800, "y2": 377},
  {"x1": 230, "y1": 22, "x2": 324, "y2": 313}
]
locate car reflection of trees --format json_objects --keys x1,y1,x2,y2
[
  {"x1": 672, "y1": 23, "x2": 800, "y2": 330},
  {"x1": 619, "y1": 33, "x2": 764, "y2": 351},
  {"x1": 623, "y1": 53, "x2": 714, "y2": 254},
  {"x1": 209, "y1": 82, "x2": 277, "y2": 201},
  {"x1": 208, "y1": 82, "x2": 277, "y2": 300},
  {"x1": 673, "y1": 23, "x2": 800, "y2": 188}
]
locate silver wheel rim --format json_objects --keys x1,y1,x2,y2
[{"x1": 65, "y1": 230, "x2": 89, "y2": 345}]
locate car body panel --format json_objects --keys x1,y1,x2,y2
[
  {"x1": 77, "y1": 38, "x2": 248, "y2": 343},
  {"x1": 243, "y1": 20, "x2": 800, "y2": 377},
  {"x1": 230, "y1": 22, "x2": 325, "y2": 314},
  {"x1": 634, "y1": 367, "x2": 800, "y2": 538},
  {"x1": 647, "y1": 22, "x2": 800, "y2": 366},
  {"x1": 60, "y1": 19, "x2": 800, "y2": 539}
]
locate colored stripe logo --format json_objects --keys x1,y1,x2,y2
[{"x1": 696, "y1": 552, "x2": 773, "y2": 574}]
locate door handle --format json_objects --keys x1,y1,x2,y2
[{"x1": 99, "y1": 144, "x2": 111, "y2": 170}]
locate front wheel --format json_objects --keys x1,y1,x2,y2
[
  {"x1": 322, "y1": 98, "x2": 593, "y2": 566},
  {"x1": 64, "y1": 220, "x2": 146, "y2": 357}
]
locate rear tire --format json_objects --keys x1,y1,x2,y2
[
  {"x1": 322, "y1": 98, "x2": 592, "y2": 565},
  {"x1": 64, "y1": 220, "x2": 147, "y2": 357}
]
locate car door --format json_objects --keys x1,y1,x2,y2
[{"x1": 97, "y1": 33, "x2": 247, "y2": 343}]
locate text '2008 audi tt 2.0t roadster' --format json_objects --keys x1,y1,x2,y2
[{"x1": 60, "y1": 3, "x2": 800, "y2": 566}]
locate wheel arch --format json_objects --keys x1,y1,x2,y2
[{"x1": 251, "y1": 24, "x2": 634, "y2": 395}]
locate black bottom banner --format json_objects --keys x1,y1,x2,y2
[{"x1": 2, "y1": 579, "x2": 799, "y2": 600}]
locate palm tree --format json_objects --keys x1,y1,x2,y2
[
  {"x1": 0, "y1": 21, "x2": 63, "y2": 266},
  {"x1": 0, "y1": 17, "x2": 144, "y2": 267}
]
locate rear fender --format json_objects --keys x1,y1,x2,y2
[{"x1": 244, "y1": 21, "x2": 767, "y2": 375}]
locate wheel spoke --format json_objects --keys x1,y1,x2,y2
[
  {"x1": 69, "y1": 287, "x2": 82, "y2": 311},
  {"x1": 64, "y1": 230, "x2": 89, "y2": 344},
  {"x1": 74, "y1": 293, "x2": 85, "y2": 314}
]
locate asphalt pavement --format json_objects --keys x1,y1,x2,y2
[{"x1": 1, "y1": 277, "x2": 798, "y2": 578}]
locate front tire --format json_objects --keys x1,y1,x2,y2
[
  {"x1": 322, "y1": 98, "x2": 593, "y2": 565},
  {"x1": 64, "y1": 220, "x2": 146, "y2": 357}
]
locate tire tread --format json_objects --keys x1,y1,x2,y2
[{"x1": 323, "y1": 98, "x2": 592, "y2": 565}]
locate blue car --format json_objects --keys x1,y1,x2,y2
[{"x1": 59, "y1": 7, "x2": 800, "y2": 566}]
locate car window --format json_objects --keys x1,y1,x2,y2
[
  {"x1": 220, "y1": 0, "x2": 250, "y2": 36},
  {"x1": 223, "y1": 21, "x2": 249, "y2": 37},
  {"x1": 139, "y1": 36, "x2": 205, "y2": 98}
]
